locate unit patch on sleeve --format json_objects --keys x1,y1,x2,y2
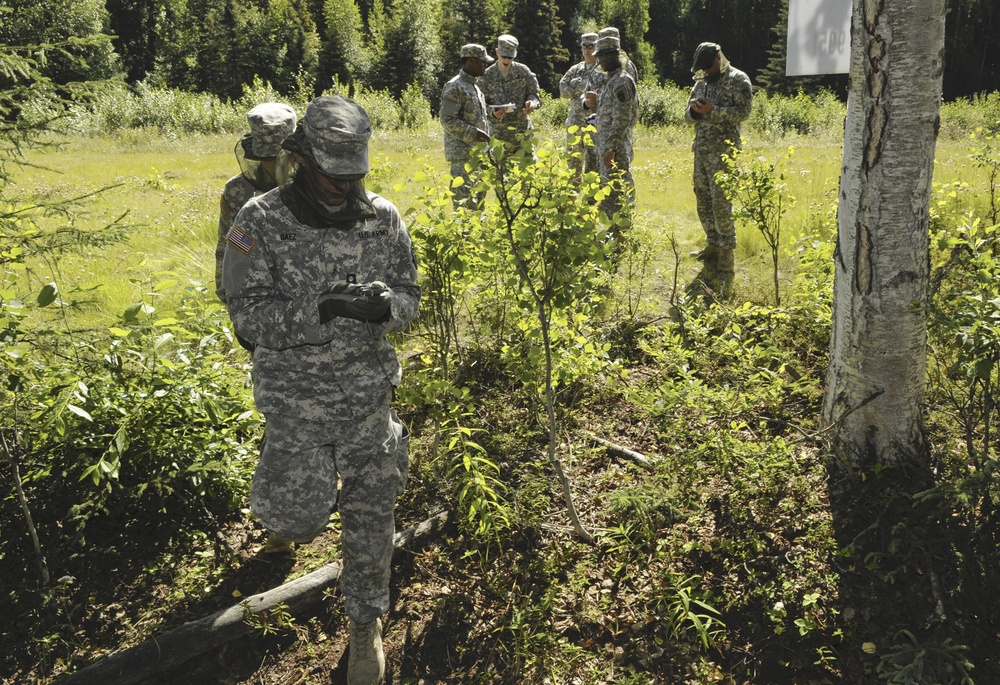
[{"x1": 227, "y1": 225, "x2": 257, "y2": 255}]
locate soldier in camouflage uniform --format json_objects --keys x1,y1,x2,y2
[
  {"x1": 216, "y1": 102, "x2": 296, "y2": 306},
  {"x1": 479, "y1": 34, "x2": 541, "y2": 153},
  {"x1": 559, "y1": 32, "x2": 602, "y2": 178},
  {"x1": 685, "y1": 42, "x2": 753, "y2": 273},
  {"x1": 584, "y1": 35, "x2": 639, "y2": 223},
  {"x1": 440, "y1": 43, "x2": 492, "y2": 209},
  {"x1": 222, "y1": 95, "x2": 420, "y2": 685}
]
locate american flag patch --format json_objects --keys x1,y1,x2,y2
[{"x1": 228, "y1": 225, "x2": 256, "y2": 255}]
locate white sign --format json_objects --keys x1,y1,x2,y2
[{"x1": 786, "y1": 0, "x2": 852, "y2": 76}]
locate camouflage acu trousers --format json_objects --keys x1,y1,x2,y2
[
  {"x1": 251, "y1": 396, "x2": 409, "y2": 623},
  {"x1": 693, "y1": 150, "x2": 737, "y2": 248}
]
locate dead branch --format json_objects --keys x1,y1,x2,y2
[
  {"x1": 584, "y1": 432, "x2": 655, "y2": 471},
  {"x1": 52, "y1": 511, "x2": 451, "y2": 685}
]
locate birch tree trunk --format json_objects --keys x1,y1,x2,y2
[{"x1": 821, "y1": 0, "x2": 945, "y2": 467}]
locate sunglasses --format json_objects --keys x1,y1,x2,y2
[{"x1": 582, "y1": 43, "x2": 596, "y2": 48}]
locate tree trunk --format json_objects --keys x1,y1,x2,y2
[{"x1": 822, "y1": 0, "x2": 945, "y2": 467}]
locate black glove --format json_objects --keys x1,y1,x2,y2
[{"x1": 318, "y1": 281, "x2": 392, "y2": 324}]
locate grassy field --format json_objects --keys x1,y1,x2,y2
[{"x1": 17, "y1": 122, "x2": 986, "y2": 323}]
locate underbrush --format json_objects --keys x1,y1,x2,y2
[{"x1": 4, "y1": 99, "x2": 1000, "y2": 685}]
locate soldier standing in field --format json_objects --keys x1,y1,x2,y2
[
  {"x1": 223, "y1": 95, "x2": 420, "y2": 685},
  {"x1": 559, "y1": 32, "x2": 603, "y2": 178},
  {"x1": 584, "y1": 34, "x2": 639, "y2": 224},
  {"x1": 216, "y1": 102, "x2": 296, "y2": 307},
  {"x1": 440, "y1": 43, "x2": 492, "y2": 208},
  {"x1": 479, "y1": 34, "x2": 542, "y2": 154},
  {"x1": 685, "y1": 42, "x2": 753, "y2": 274}
]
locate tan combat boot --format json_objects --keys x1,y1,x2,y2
[
  {"x1": 690, "y1": 244, "x2": 720, "y2": 262},
  {"x1": 716, "y1": 248, "x2": 735, "y2": 273},
  {"x1": 263, "y1": 532, "x2": 295, "y2": 554},
  {"x1": 348, "y1": 617, "x2": 385, "y2": 685}
]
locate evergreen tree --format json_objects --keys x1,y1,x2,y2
[
  {"x1": 509, "y1": 0, "x2": 569, "y2": 93},
  {"x1": 0, "y1": 0, "x2": 120, "y2": 84},
  {"x1": 105, "y1": 0, "x2": 164, "y2": 83},
  {"x1": 646, "y1": 0, "x2": 683, "y2": 83},
  {"x1": 600, "y1": 0, "x2": 655, "y2": 81},
  {"x1": 318, "y1": 0, "x2": 367, "y2": 92},
  {"x1": 371, "y1": 0, "x2": 444, "y2": 102},
  {"x1": 944, "y1": 0, "x2": 999, "y2": 99}
]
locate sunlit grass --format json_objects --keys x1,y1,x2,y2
[{"x1": 15, "y1": 124, "x2": 984, "y2": 322}]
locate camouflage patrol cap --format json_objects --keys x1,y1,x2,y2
[
  {"x1": 460, "y1": 43, "x2": 494, "y2": 63},
  {"x1": 598, "y1": 27, "x2": 620, "y2": 40},
  {"x1": 284, "y1": 95, "x2": 372, "y2": 178},
  {"x1": 692, "y1": 42, "x2": 721, "y2": 73},
  {"x1": 594, "y1": 35, "x2": 621, "y2": 57},
  {"x1": 496, "y1": 34, "x2": 519, "y2": 58},
  {"x1": 246, "y1": 103, "x2": 297, "y2": 159},
  {"x1": 580, "y1": 32, "x2": 599, "y2": 46}
]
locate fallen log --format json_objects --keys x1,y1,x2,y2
[
  {"x1": 53, "y1": 510, "x2": 451, "y2": 685},
  {"x1": 584, "y1": 432, "x2": 655, "y2": 470}
]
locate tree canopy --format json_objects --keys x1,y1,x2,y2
[{"x1": 3, "y1": 0, "x2": 994, "y2": 102}]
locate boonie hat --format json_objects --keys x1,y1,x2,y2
[
  {"x1": 580, "y1": 32, "x2": 598, "y2": 46},
  {"x1": 594, "y1": 35, "x2": 620, "y2": 57},
  {"x1": 691, "y1": 42, "x2": 721, "y2": 73},
  {"x1": 496, "y1": 34, "x2": 519, "y2": 58},
  {"x1": 460, "y1": 43, "x2": 494, "y2": 63},
  {"x1": 246, "y1": 103, "x2": 296, "y2": 159},
  {"x1": 285, "y1": 96, "x2": 372, "y2": 179}
]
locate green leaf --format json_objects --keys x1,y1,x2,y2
[
  {"x1": 37, "y1": 283, "x2": 58, "y2": 307},
  {"x1": 67, "y1": 404, "x2": 93, "y2": 421}
]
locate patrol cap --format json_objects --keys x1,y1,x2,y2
[
  {"x1": 594, "y1": 35, "x2": 620, "y2": 57},
  {"x1": 496, "y1": 34, "x2": 519, "y2": 58},
  {"x1": 246, "y1": 102, "x2": 296, "y2": 159},
  {"x1": 580, "y1": 32, "x2": 599, "y2": 46},
  {"x1": 284, "y1": 95, "x2": 372, "y2": 179},
  {"x1": 692, "y1": 42, "x2": 721, "y2": 73},
  {"x1": 460, "y1": 43, "x2": 494, "y2": 63},
  {"x1": 598, "y1": 27, "x2": 620, "y2": 40}
]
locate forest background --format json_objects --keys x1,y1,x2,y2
[
  {"x1": 2, "y1": 0, "x2": 998, "y2": 109},
  {"x1": 5, "y1": 0, "x2": 1000, "y2": 684}
]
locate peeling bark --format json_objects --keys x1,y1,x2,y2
[{"x1": 822, "y1": 0, "x2": 944, "y2": 467}]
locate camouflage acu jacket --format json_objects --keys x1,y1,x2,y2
[
  {"x1": 222, "y1": 185, "x2": 421, "y2": 422},
  {"x1": 440, "y1": 70, "x2": 489, "y2": 163},
  {"x1": 685, "y1": 65, "x2": 753, "y2": 154},
  {"x1": 559, "y1": 61, "x2": 604, "y2": 127},
  {"x1": 595, "y1": 67, "x2": 638, "y2": 161},
  {"x1": 479, "y1": 62, "x2": 541, "y2": 144}
]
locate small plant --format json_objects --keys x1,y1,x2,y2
[
  {"x1": 656, "y1": 573, "x2": 726, "y2": 651},
  {"x1": 241, "y1": 600, "x2": 303, "y2": 638},
  {"x1": 876, "y1": 630, "x2": 974, "y2": 685},
  {"x1": 716, "y1": 145, "x2": 797, "y2": 306}
]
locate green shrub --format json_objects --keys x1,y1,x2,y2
[
  {"x1": 746, "y1": 89, "x2": 845, "y2": 139},
  {"x1": 537, "y1": 88, "x2": 569, "y2": 130},
  {"x1": 74, "y1": 81, "x2": 246, "y2": 135},
  {"x1": 399, "y1": 81, "x2": 432, "y2": 130},
  {"x1": 354, "y1": 86, "x2": 401, "y2": 131},
  {"x1": 637, "y1": 81, "x2": 689, "y2": 127},
  {"x1": 940, "y1": 91, "x2": 1000, "y2": 139}
]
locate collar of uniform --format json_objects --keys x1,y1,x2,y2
[{"x1": 459, "y1": 70, "x2": 479, "y2": 84}]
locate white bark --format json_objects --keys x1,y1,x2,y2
[{"x1": 822, "y1": 0, "x2": 945, "y2": 466}]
